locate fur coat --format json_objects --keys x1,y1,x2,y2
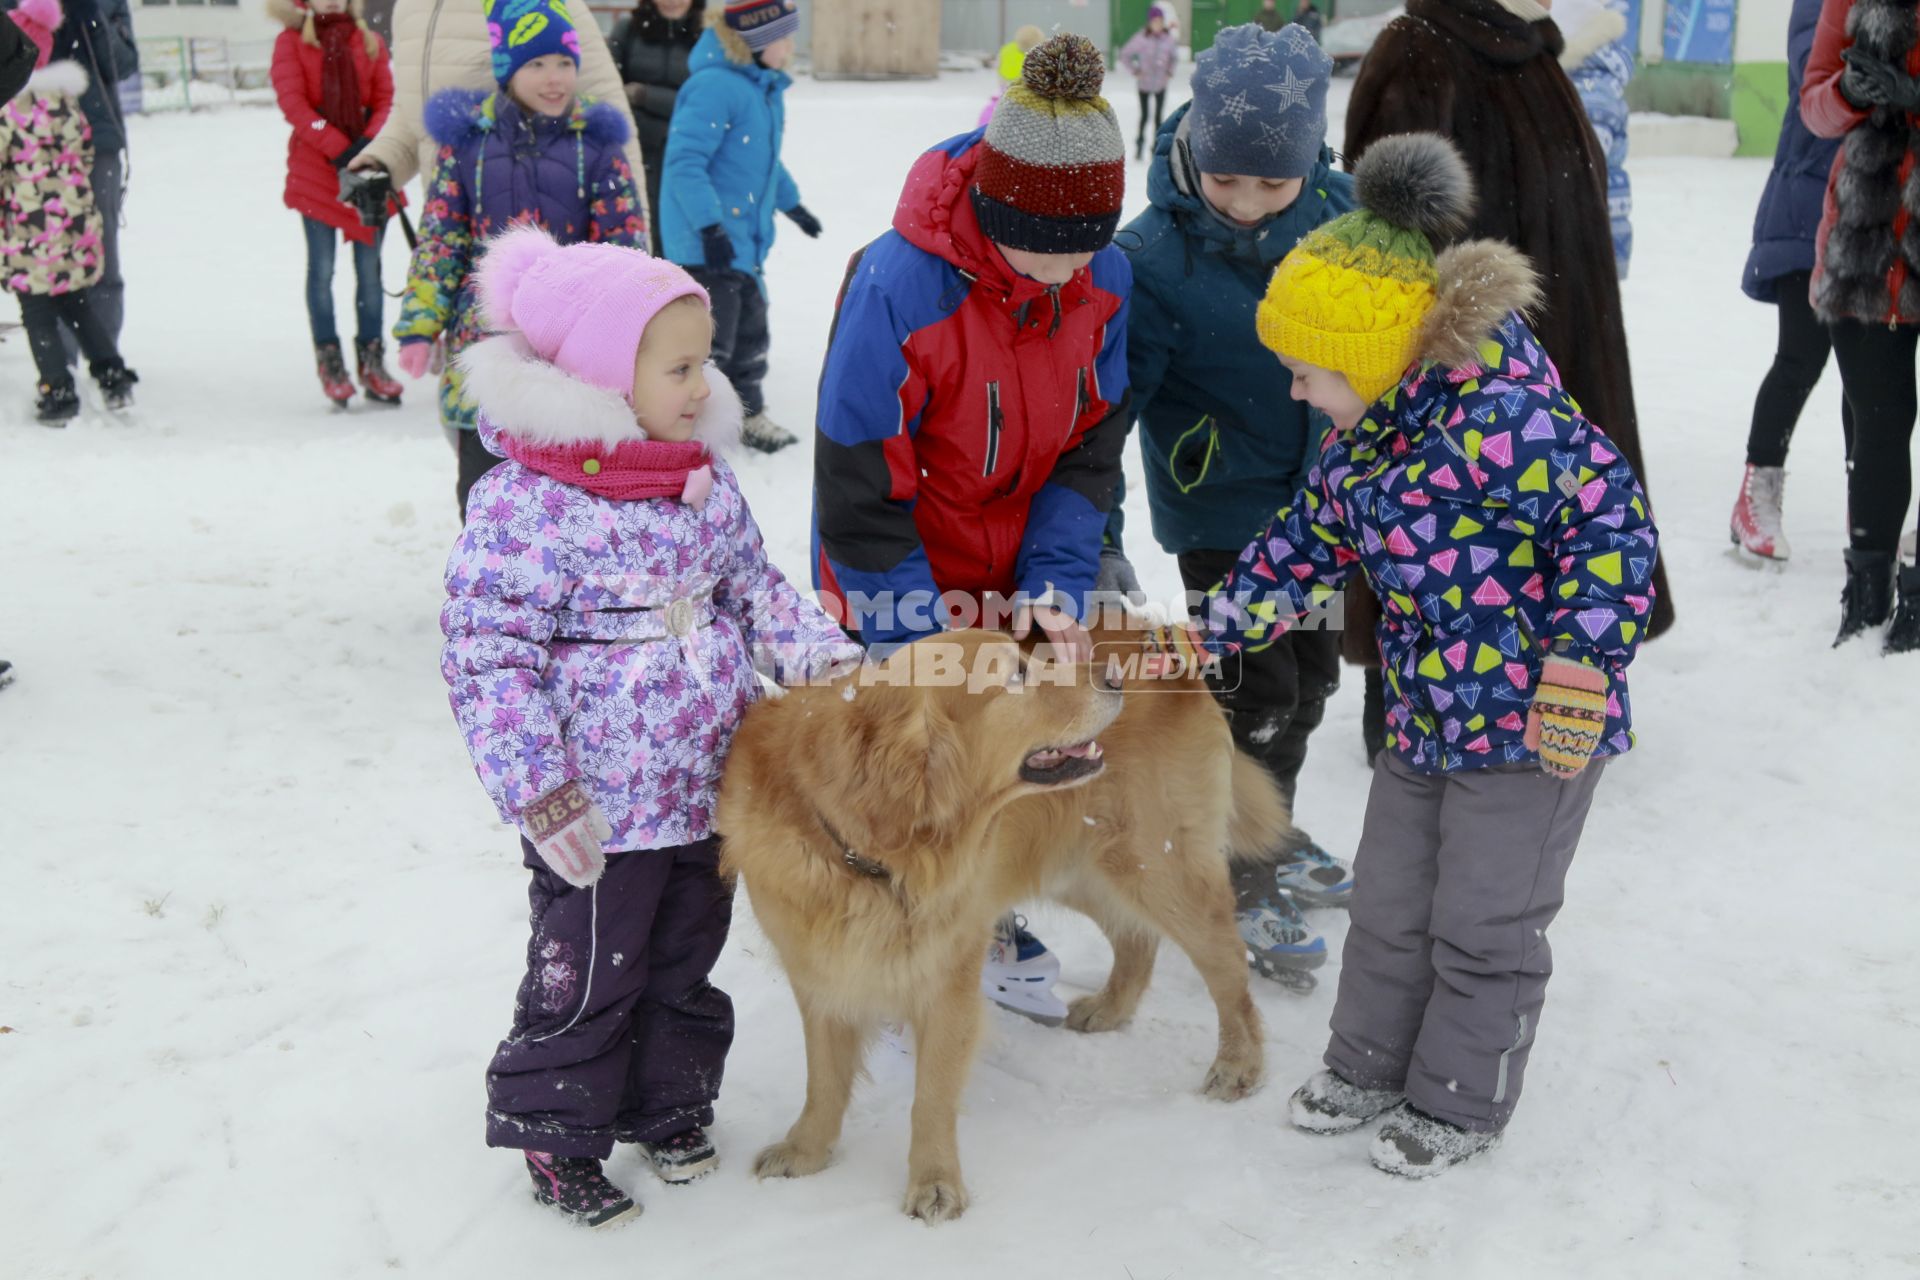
[
  {"x1": 1802, "y1": 0, "x2": 1920, "y2": 325},
  {"x1": 1344, "y1": 0, "x2": 1674, "y2": 643}
]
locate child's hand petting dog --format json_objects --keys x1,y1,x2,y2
[
  {"x1": 1140, "y1": 621, "x2": 1205, "y2": 680},
  {"x1": 1524, "y1": 655, "x2": 1610, "y2": 779},
  {"x1": 521, "y1": 780, "x2": 613, "y2": 888}
]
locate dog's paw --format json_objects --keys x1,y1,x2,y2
[
  {"x1": 1065, "y1": 994, "x2": 1132, "y2": 1034},
  {"x1": 1201, "y1": 1056, "x2": 1265, "y2": 1102},
  {"x1": 753, "y1": 1140, "x2": 831, "y2": 1180},
  {"x1": 902, "y1": 1173, "x2": 970, "y2": 1223}
]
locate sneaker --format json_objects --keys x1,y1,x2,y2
[
  {"x1": 1730, "y1": 463, "x2": 1790, "y2": 561},
  {"x1": 1273, "y1": 839, "x2": 1354, "y2": 908},
  {"x1": 315, "y1": 341, "x2": 355, "y2": 408},
  {"x1": 982, "y1": 913, "x2": 1068, "y2": 1026},
  {"x1": 741, "y1": 411, "x2": 797, "y2": 453},
  {"x1": 638, "y1": 1126, "x2": 719, "y2": 1184},
  {"x1": 1369, "y1": 1105, "x2": 1500, "y2": 1179},
  {"x1": 1288, "y1": 1069, "x2": 1404, "y2": 1135},
  {"x1": 1237, "y1": 889, "x2": 1327, "y2": 981},
  {"x1": 523, "y1": 1152, "x2": 643, "y2": 1228},
  {"x1": 355, "y1": 339, "x2": 404, "y2": 405},
  {"x1": 34, "y1": 381, "x2": 79, "y2": 425},
  {"x1": 96, "y1": 365, "x2": 138, "y2": 413}
]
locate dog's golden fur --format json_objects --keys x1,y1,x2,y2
[{"x1": 716, "y1": 627, "x2": 1290, "y2": 1221}]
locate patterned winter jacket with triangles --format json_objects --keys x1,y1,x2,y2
[
  {"x1": 1196, "y1": 244, "x2": 1659, "y2": 774},
  {"x1": 0, "y1": 62, "x2": 103, "y2": 297}
]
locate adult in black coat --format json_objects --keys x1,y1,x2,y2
[
  {"x1": 609, "y1": 0, "x2": 704, "y2": 255},
  {"x1": 1, "y1": 3, "x2": 38, "y2": 99},
  {"x1": 1345, "y1": 0, "x2": 1675, "y2": 642}
]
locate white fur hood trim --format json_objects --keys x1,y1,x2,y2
[
  {"x1": 457, "y1": 333, "x2": 744, "y2": 453},
  {"x1": 22, "y1": 60, "x2": 91, "y2": 101}
]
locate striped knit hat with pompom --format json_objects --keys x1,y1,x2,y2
[{"x1": 971, "y1": 33, "x2": 1125, "y2": 255}]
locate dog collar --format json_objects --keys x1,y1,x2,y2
[{"x1": 815, "y1": 811, "x2": 890, "y2": 881}]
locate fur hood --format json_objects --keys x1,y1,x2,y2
[
  {"x1": 19, "y1": 59, "x2": 89, "y2": 100},
  {"x1": 459, "y1": 332, "x2": 744, "y2": 453},
  {"x1": 424, "y1": 86, "x2": 632, "y2": 149},
  {"x1": 706, "y1": 8, "x2": 755, "y2": 64},
  {"x1": 1416, "y1": 239, "x2": 1543, "y2": 371}
]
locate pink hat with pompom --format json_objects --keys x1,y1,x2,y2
[
  {"x1": 476, "y1": 223, "x2": 709, "y2": 401},
  {"x1": 9, "y1": 0, "x2": 63, "y2": 70}
]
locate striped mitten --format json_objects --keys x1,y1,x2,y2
[{"x1": 1524, "y1": 656, "x2": 1610, "y2": 779}]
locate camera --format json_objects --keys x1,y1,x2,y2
[{"x1": 337, "y1": 165, "x2": 394, "y2": 229}]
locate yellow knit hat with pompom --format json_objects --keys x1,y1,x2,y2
[{"x1": 1256, "y1": 133, "x2": 1475, "y2": 405}]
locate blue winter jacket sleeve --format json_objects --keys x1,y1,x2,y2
[
  {"x1": 1017, "y1": 258, "x2": 1133, "y2": 620},
  {"x1": 661, "y1": 74, "x2": 732, "y2": 240},
  {"x1": 813, "y1": 247, "x2": 942, "y2": 650},
  {"x1": 775, "y1": 160, "x2": 800, "y2": 214},
  {"x1": 1195, "y1": 466, "x2": 1358, "y2": 655}
]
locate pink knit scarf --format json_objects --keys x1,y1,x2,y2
[{"x1": 496, "y1": 435, "x2": 714, "y2": 506}]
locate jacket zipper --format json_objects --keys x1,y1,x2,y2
[
  {"x1": 983, "y1": 380, "x2": 1003, "y2": 477},
  {"x1": 1072, "y1": 367, "x2": 1087, "y2": 435}
]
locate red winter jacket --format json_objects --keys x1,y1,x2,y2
[
  {"x1": 810, "y1": 131, "x2": 1133, "y2": 648},
  {"x1": 1802, "y1": 0, "x2": 1920, "y2": 324},
  {"x1": 270, "y1": 5, "x2": 397, "y2": 244}
]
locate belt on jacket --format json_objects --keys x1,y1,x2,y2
[{"x1": 552, "y1": 593, "x2": 717, "y2": 645}]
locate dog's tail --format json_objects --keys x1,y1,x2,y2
[{"x1": 1226, "y1": 750, "x2": 1294, "y2": 862}]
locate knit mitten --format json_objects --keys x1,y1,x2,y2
[
  {"x1": 521, "y1": 780, "x2": 613, "y2": 888},
  {"x1": 1524, "y1": 655, "x2": 1610, "y2": 779}
]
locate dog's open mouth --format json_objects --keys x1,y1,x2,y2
[{"x1": 1020, "y1": 739, "x2": 1105, "y2": 785}]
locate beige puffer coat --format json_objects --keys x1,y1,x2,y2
[{"x1": 361, "y1": 0, "x2": 645, "y2": 213}]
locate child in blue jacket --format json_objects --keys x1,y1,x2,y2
[
  {"x1": 1103, "y1": 23, "x2": 1356, "y2": 985},
  {"x1": 1157, "y1": 134, "x2": 1658, "y2": 1177},
  {"x1": 659, "y1": 0, "x2": 819, "y2": 452}
]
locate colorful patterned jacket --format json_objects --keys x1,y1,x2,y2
[
  {"x1": 395, "y1": 87, "x2": 646, "y2": 429},
  {"x1": 0, "y1": 62, "x2": 104, "y2": 298},
  {"x1": 441, "y1": 340, "x2": 862, "y2": 852},
  {"x1": 1197, "y1": 243, "x2": 1658, "y2": 774}
]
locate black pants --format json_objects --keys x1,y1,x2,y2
[
  {"x1": 687, "y1": 267, "x2": 769, "y2": 418},
  {"x1": 1180, "y1": 548, "x2": 1340, "y2": 884},
  {"x1": 1747, "y1": 271, "x2": 1853, "y2": 467},
  {"x1": 1830, "y1": 318, "x2": 1920, "y2": 552},
  {"x1": 16, "y1": 288, "x2": 122, "y2": 389},
  {"x1": 57, "y1": 150, "x2": 125, "y2": 365},
  {"x1": 1136, "y1": 90, "x2": 1166, "y2": 151},
  {"x1": 454, "y1": 427, "x2": 501, "y2": 521}
]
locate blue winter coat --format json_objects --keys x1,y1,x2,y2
[
  {"x1": 659, "y1": 25, "x2": 799, "y2": 279},
  {"x1": 1109, "y1": 104, "x2": 1355, "y2": 557},
  {"x1": 1742, "y1": 0, "x2": 1843, "y2": 303},
  {"x1": 1197, "y1": 313, "x2": 1658, "y2": 775}
]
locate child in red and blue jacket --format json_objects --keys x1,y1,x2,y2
[{"x1": 1158, "y1": 134, "x2": 1658, "y2": 1177}]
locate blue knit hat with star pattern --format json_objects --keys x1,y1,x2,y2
[{"x1": 1189, "y1": 22, "x2": 1332, "y2": 180}]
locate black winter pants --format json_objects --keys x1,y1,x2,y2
[
  {"x1": 687, "y1": 267, "x2": 769, "y2": 418},
  {"x1": 15, "y1": 287, "x2": 122, "y2": 389},
  {"x1": 1830, "y1": 318, "x2": 1920, "y2": 552},
  {"x1": 1746, "y1": 271, "x2": 1853, "y2": 467}
]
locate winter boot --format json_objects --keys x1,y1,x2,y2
[
  {"x1": 1886, "y1": 564, "x2": 1920, "y2": 655},
  {"x1": 1272, "y1": 837, "x2": 1355, "y2": 908},
  {"x1": 522, "y1": 1152, "x2": 642, "y2": 1228},
  {"x1": 982, "y1": 913, "x2": 1068, "y2": 1025},
  {"x1": 355, "y1": 339, "x2": 404, "y2": 405},
  {"x1": 741, "y1": 411, "x2": 798, "y2": 453},
  {"x1": 1289, "y1": 1069, "x2": 1405, "y2": 1135},
  {"x1": 315, "y1": 341, "x2": 355, "y2": 408},
  {"x1": 1235, "y1": 875, "x2": 1326, "y2": 986},
  {"x1": 34, "y1": 381, "x2": 79, "y2": 425},
  {"x1": 1729, "y1": 463, "x2": 1790, "y2": 561},
  {"x1": 1370, "y1": 1104, "x2": 1501, "y2": 1178},
  {"x1": 637, "y1": 1126, "x2": 719, "y2": 1184},
  {"x1": 1834, "y1": 548, "x2": 1896, "y2": 647},
  {"x1": 95, "y1": 364, "x2": 138, "y2": 413}
]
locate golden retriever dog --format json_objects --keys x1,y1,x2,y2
[{"x1": 715, "y1": 626, "x2": 1290, "y2": 1222}]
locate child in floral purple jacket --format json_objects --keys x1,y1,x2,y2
[{"x1": 441, "y1": 225, "x2": 862, "y2": 1229}]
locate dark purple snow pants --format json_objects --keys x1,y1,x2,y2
[{"x1": 485, "y1": 836, "x2": 735, "y2": 1158}]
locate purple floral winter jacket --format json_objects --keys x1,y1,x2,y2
[{"x1": 441, "y1": 336, "x2": 861, "y2": 852}]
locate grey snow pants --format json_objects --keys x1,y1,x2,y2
[{"x1": 1325, "y1": 750, "x2": 1608, "y2": 1133}]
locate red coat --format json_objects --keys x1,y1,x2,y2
[
  {"x1": 1802, "y1": 0, "x2": 1920, "y2": 325},
  {"x1": 271, "y1": 23, "x2": 396, "y2": 243}
]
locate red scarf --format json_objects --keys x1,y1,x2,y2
[
  {"x1": 496, "y1": 435, "x2": 714, "y2": 505},
  {"x1": 314, "y1": 13, "x2": 365, "y2": 141}
]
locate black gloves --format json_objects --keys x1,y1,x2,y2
[
  {"x1": 333, "y1": 137, "x2": 370, "y2": 170},
  {"x1": 783, "y1": 204, "x2": 823, "y2": 239},
  {"x1": 1841, "y1": 47, "x2": 1920, "y2": 113},
  {"x1": 700, "y1": 223, "x2": 737, "y2": 272}
]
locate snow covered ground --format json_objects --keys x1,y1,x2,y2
[{"x1": 4, "y1": 65, "x2": 1917, "y2": 1279}]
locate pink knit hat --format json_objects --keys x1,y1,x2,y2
[
  {"x1": 476, "y1": 224, "x2": 709, "y2": 400},
  {"x1": 9, "y1": 0, "x2": 62, "y2": 70}
]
